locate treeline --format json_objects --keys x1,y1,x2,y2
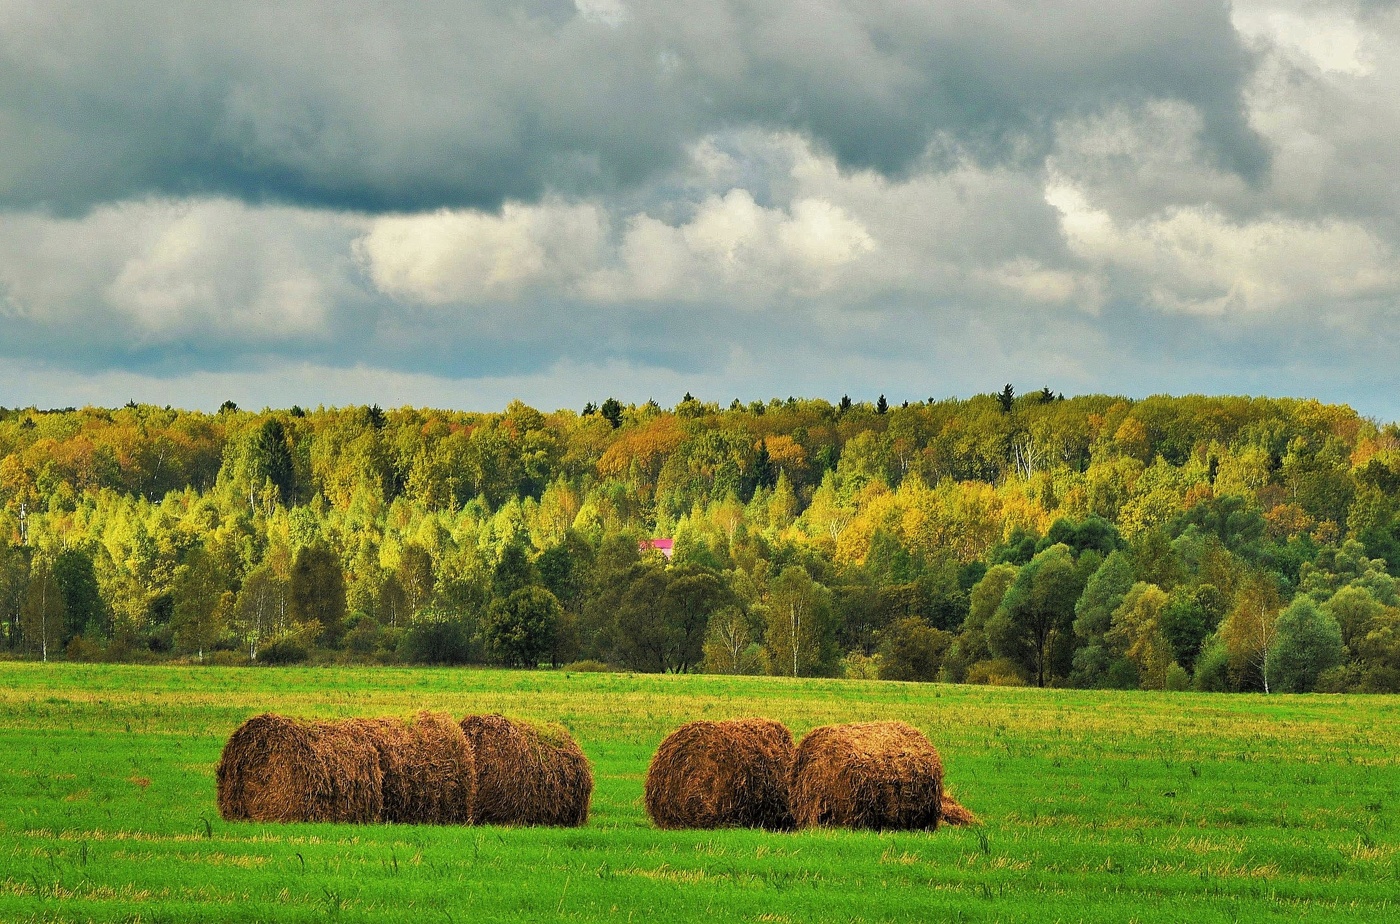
[{"x1": 1, "y1": 389, "x2": 1398, "y2": 693}]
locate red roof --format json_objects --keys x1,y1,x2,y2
[{"x1": 640, "y1": 538, "x2": 675, "y2": 559}]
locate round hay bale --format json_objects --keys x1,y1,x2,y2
[
  {"x1": 644, "y1": 718, "x2": 795, "y2": 830},
  {"x1": 789, "y1": 721, "x2": 944, "y2": 831},
  {"x1": 460, "y1": 714, "x2": 592, "y2": 826},
  {"x1": 216, "y1": 713, "x2": 383, "y2": 823},
  {"x1": 349, "y1": 711, "x2": 476, "y2": 825},
  {"x1": 940, "y1": 793, "x2": 978, "y2": 826}
]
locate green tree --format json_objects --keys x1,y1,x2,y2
[
  {"x1": 703, "y1": 605, "x2": 761, "y2": 674},
  {"x1": 53, "y1": 547, "x2": 106, "y2": 644},
  {"x1": 878, "y1": 616, "x2": 952, "y2": 682},
  {"x1": 664, "y1": 564, "x2": 730, "y2": 672},
  {"x1": 1070, "y1": 549, "x2": 1135, "y2": 686},
  {"x1": 396, "y1": 542, "x2": 436, "y2": 618},
  {"x1": 1324, "y1": 585, "x2": 1385, "y2": 653},
  {"x1": 944, "y1": 563, "x2": 1017, "y2": 681},
  {"x1": 988, "y1": 544, "x2": 1082, "y2": 687},
  {"x1": 763, "y1": 565, "x2": 835, "y2": 677},
  {"x1": 290, "y1": 542, "x2": 347, "y2": 648},
  {"x1": 485, "y1": 586, "x2": 561, "y2": 667},
  {"x1": 1106, "y1": 583, "x2": 1174, "y2": 690},
  {"x1": 1270, "y1": 596, "x2": 1344, "y2": 693},
  {"x1": 600, "y1": 398, "x2": 623, "y2": 429},
  {"x1": 1160, "y1": 585, "x2": 1215, "y2": 671},
  {"x1": 171, "y1": 547, "x2": 228, "y2": 662},
  {"x1": 251, "y1": 417, "x2": 296, "y2": 505},
  {"x1": 233, "y1": 562, "x2": 288, "y2": 661},
  {"x1": 0, "y1": 541, "x2": 29, "y2": 651},
  {"x1": 20, "y1": 555, "x2": 62, "y2": 661},
  {"x1": 492, "y1": 539, "x2": 540, "y2": 599}
]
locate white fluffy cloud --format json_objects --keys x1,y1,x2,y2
[
  {"x1": 1046, "y1": 180, "x2": 1394, "y2": 314},
  {"x1": 353, "y1": 176, "x2": 877, "y2": 305},
  {"x1": 355, "y1": 202, "x2": 609, "y2": 303},
  {"x1": 0, "y1": 199, "x2": 356, "y2": 342}
]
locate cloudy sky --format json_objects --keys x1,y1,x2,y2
[{"x1": 2, "y1": 0, "x2": 1399, "y2": 417}]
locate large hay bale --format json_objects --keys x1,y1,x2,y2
[
  {"x1": 216, "y1": 713, "x2": 383, "y2": 823},
  {"x1": 644, "y1": 718, "x2": 795, "y2": 830},
  {"x1": 789, "y1": 721, "x2": 944, "y2": 831},
  {"x1": 459, "y1": 714, "x2": 592, "y2": 826},
  {"x1": 349, "y1": 711, "x2": 476, "y2": 825},
  {"x1": 940, "y1": 793, "x2": 978, "y2": 826}
]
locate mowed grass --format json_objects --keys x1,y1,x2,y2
[{"x1": 0, "y1": 664, "x2": 1396, "y2": 923}]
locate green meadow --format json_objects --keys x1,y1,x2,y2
[{"x1": 0, "y1": 663, "x2": 1395, "y2": 923}]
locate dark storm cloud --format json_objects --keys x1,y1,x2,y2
[{"x1": 0, "y1": 0, "x2": 1261, "y2": 215}]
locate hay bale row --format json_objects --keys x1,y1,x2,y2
[
  {"x1": 461, "y1": 713, "x2": 593, "y2": 827},
  {"x1": 645, "y1": 718, "x2": 795, "y2": 831},
  {"x1": 217, "y1": 711, "x2": 592, "y2": 827},
  {"x1": 219, "y1": 710, "x2": 963, "y2": 832},
  {"x1": 645, "y1": 718, "x2": 974, "y2": 832}
]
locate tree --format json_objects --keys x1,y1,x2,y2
[
  {"x1": 1105, "y1": 583, "x2": 1175, "y2": 690},
  {"x1": 703, "y1": 605, "x2": 760, "y2": 674},
  {"x1": 171, "y1": 547, "x2": 227, "y2": 662},
  {"x1": 1159, "y1": 588, "x2": 1215, "y2": 666},
  {"x1": 988, "y1": 544, "x2": 1082, "y2": 686},
  {"x1": 290, "y1": 543, "x2": 347, "y2": 648},
  {"x1": 1270, "y1": 596, "x2": 1344, "y2": 693},
  {"x1": 396, "y1": 542, "x2": 436, "y2": 618},
  {"x1": 1074, "y1": 550, "x2": 1135, "y2": 641},
  {"x1": 1324, "y1": 585, "x2": 1385, "y2": 653},
  {"x1": 485, "y1": 586, "x2": 561, "y2": 667},
  {"x1": 997, "y1": 384, "x2": 1015, "y2": 413},
  {"x1": 944, "y1": 563, "x2": 1017, "y2": 681},
  {"x1": 0, "y1": 541, "x2": 29, "y2": 651},
  {"x1": 250, "y1": 418, "x2": 296, "y2": 505},
  {"x1": 20, "y1": 555, "x2": 62, "y2": 661},
  {"x1": 53, "y1": 547, "x2": 105, "y2": 644},
  {"x1": 612, "y1": 564, "x2": 677, "y2": 672},
  {"x1": 233, "y1": 562, "x2": 288, "y2": 661},
  {"x1": 492, "y1": 540, "x2": 540, "y2": 599},
  {"x1": 600, "y1": 398, "x2": 623, "y2": 429},
  {"x1": 402, "y1": 609, "x2": 475, "y2": 665},
  {"x1": 876, "y1": 395, "x2": 888, "y2": 415},
  {"x1": 751, "y1": 439, "x2": 776, "y2": 493},
  {"x1": 1219, "y1": 573, "x2": 1283, "y2": 692},
  {"x1": 878, "y1": 617, "x2": 952, "y2": 682},
  {"x1": 763, "y1": 565, "x2": 835, "y2": 677}
]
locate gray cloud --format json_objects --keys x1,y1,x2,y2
[
  {"x1": 0, "y1": 0, "x2": 1261, "y2": 215},
  {"x1": 4, "y1": 1, "x2": 1400, "y2": 421}
]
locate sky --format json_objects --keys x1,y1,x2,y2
[{"x1": 2, "y1": 0, "x2": 1400, "y2": 419}]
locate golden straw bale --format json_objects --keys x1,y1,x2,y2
[
  {"x1": 789, "y1": 721, "x2": 944, "y2": 831},
  {"x1": 459, "y1": 714, "x2": 592, "y2": 826},
  {"x1": 348, "y1": 711, "x2": 476, "y2": 825},
  {"x1": 216, "y1": 713, "x2": 383, "y2": 823},
  {"x1": 644, "y1": 718, "x2": 795, "y2": 830}
]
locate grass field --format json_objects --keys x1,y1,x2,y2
[{"x1": 0, "y1": 664, "x2": 1396, "y2": 923}]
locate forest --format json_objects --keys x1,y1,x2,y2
[{"x1": 1, "y1": 388, "x2": 1398, "y2": 694}]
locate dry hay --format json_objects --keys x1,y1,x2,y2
[
  {"x1": 644, "y1": 718, "x2": 795, "y2": 830},
  {"x1": 789, "y1": 721, "x2": 944, "y2": 831},
  {"x1": 216, "y1": 713, "x2": 383, "y2": 823},
  {"x1": 940, "y1": 793, "x2": 979, "y2": 826},
  {"x1": 348, "y1": 711, "x2": 476, "y2": 825},
  {"x1": 459, "y1": 713, "x2": 592, "y2": 826}
]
